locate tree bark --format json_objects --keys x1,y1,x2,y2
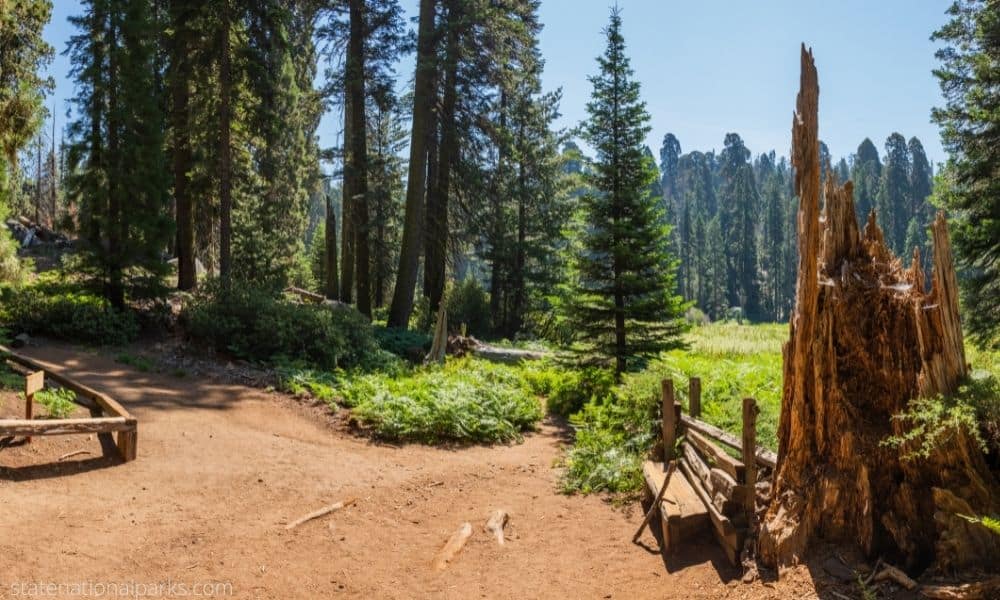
[
  {"x1": 340, "y1": 104, "x2": 355, "y2": 304},
  {"x1": 106, "y1": 8, "x2": 124, "y2": 309},
  {"x1": 387, "y1": 0, "x2": 437, "y2": 328},
  {"x1": 758, "y1": 46, "x2": 1000, "y2": 575},
  {"x1": 347, "y1": 0, "x2": 370, "y2": 316},
  {"x1": 425, "y1": 0, "x2": 458, "y2": 316},
  {"x1": 217, "y1": 0, "x2": 233, "y2": 284},
  {"x1": 171, "y1": 0, "x2": 195, "y2": 291},
  {"x1": 324, "y1": 191, "x2": 339, "y2": 299}
]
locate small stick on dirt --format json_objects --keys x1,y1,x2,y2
[
  {"x1": 285, "y1": 498, "x2": 356, "y2": 531},
  {"x1": 829, "y1": 591, "x2": 853, "y2": 600},
  {"x1": 632, "y1": 462, "x2": 675, "y2": 544},
  {"x1": 432, "y1": 523, "x2": 472, "y2": 571},
  {"x1": 864, "y1": 558, "x2": 883, "y2": 586},
  {"x1": 485, "y1": 510, "x2": 509, "y2": 545},
  {"x1": 874, "y1": 564, "x2": 917, "y2": 590},
  {"x1": 58, "y1": 450, "x2": 91, "y2": 461}
]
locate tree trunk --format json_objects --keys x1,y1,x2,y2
[
  {"x1": 490, "y1": 91, "x2": 508, "y2": 333},
  {"x1": 324, "y1": 191, "x2": 339, "y2": 299},
  {"x1": 347, "y1": 0, "x2": 370, "y2": 317},
  {"x1": 340, "y1": 105, "x2": 355, "y2": 304},
  {"x1": 387, "y1": 0, "x2": 437, "y2": 328},
  {"x1": 425, "y1": 1, "x2": 458, "y2": 316},
  {"x1": 106, "y1": 9, "x2": 124, "y2": 310},
  {"x1": 758, "y1": 46, "x2": 1000, "y2": 575},
  {"x1": 171, "y1": 0, "x2": 196, "y2": 291},
  {"x1": 423, "y1": 105, "x2": 439, "y2": 307},
  {"x1": 217, "y1": 0, "x2": 233, "y2": 284},
  {"x1": 86, "y1": 2, "x2": 105, "y2": 247}
]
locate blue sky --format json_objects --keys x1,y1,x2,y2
[{"x1": 42, "y1": 0, "x2": 951, "y2": 169}]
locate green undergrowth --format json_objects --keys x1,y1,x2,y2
[
  {"x1": 0, "y1": 273, "x2": 139, "y2": 345},
  {"x1": 277, "y1": 356, "x2": 547, "y2": 444},
  {"x1": 561, "y1": 322, "x2": 784, "y2": 495},
  {"x1": 883, "y1": 344, "x2": 1000, "y2": 459},
  {"x1": 31, "y1": 387, "x2": 77, "y2": 419}
]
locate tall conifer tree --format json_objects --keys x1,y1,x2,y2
[{"x1": 567, "y1": 8, "x2": 684, "y2": 375}]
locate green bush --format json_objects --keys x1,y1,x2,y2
[
  {"x1": 33, "y1": 387, "x2": 77, "y2": 419},
  {"x1": 340, "y1": 357, "x2": 543, "y2": 444},
  {"x1": 546, "y1": 367, "x2": 615, "y2": 417},
  {"x1": 0, "y1": 285, "x2": 139, "y2": 345},
  {"x1": 182, "y1": 281, "x2": 378, "y2": 369},
  {"x1": 561, "y1": 322, "x2": 783, "y2": 495},
  {"x1": 560, "y1": 391, "x2": 653, "y2": 494},
  {"x1": 445, "y1": 278, "x2": 491, "y2": 336},
  {"x1": 373, "y1": 326, "x2": 431, "y2": 360}
]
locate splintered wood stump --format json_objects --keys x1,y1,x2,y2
[{"x1": 759, "y1": 46, "x2": 1000, "y2": 574}]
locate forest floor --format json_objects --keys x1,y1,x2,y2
[{"x1": 1, "y1": 341, "x2": 870, "y2": 599}]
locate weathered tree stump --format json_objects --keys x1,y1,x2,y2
[{"x1": 759, "y1": 46, "x2": 1000, "y2": 574}]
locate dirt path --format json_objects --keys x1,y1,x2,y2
[{"x1": 1, "y1": 343, "x2": 824, "y2": 599}]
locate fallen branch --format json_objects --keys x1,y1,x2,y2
[
  {"x1": 58, "y1": 450, "x2": 91, "y2": 461},
  {"x1": 432, "y1": 522, "x2": 472, "y2": 571},
  {"x1": 874, "y1": 564, "x2": 918, "y2": 590},
  {"x1": 285, "y1": 498, "x2": 356, "y2": 531},
  {"x1": 485, "y1": 510, "x2": 508, "y2": 545}
]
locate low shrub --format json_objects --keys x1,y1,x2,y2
[
  {"x1": 340, "y1": 357, "x2": 543, "y2": 444},
  {"x1": 182, "y1": 281, "x2": 378, "y2": 369},
  {"x1": 373, "y1": 326, "x2": 431, "y2": 360},
  {"x1": 561, "y1": 322, "x2": 783, "y2": 495},
  {"x1": 33, "y1": 387, "x2": 77, "y2": 419},
  {"x1": 0, "y1": 285, "x2": 139, "y2": 345},
  {"x1": 560, "y1": 392, "x2": 653, "y2": 494},
  {"x1": 546, "y1": 367, "x2": 615, "y2": 417}
]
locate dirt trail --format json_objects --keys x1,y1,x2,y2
[{"x1": 0, "y1": 343, "x2": 821, "y2": 599}]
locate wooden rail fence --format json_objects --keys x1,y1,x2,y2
[
  {"x1": 0, "y1": 345, "x2": 137, "y2": 462},
  {"x1": 642, "y1": 377, "x2": 773, "y2": 565}
]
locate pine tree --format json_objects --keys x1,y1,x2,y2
[
  {"x1": 719, "y1": 133, "x2": 759, "y2": 317},
  {"x1": 0, "y1": 0, "x2": 53, "y2": 209},
  {"x1": 567, "y1": 8, "x2": 685, "y2": 375},
  {"x1": 67, "y1": 0, "x2": 172, "y2": 307},
  {"x1": 932, "y1": 0, "x2": 1000, "y2": 345},
  {"x1": 850, "y1": 137, "x2": 882, "y2": 222},
  {"x1": 876, "y1": 132, "x2": 911, "y2": 255}
]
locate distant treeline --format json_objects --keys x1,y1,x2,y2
[{"x1": 563, "y1": 132, "x2": 936, "y2": 323}]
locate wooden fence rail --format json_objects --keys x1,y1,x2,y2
[
  {"x1": 0, "y1": 345, "x2": 137, "y2": 461},
  {"x1": 644, "y1": 376, "x2": 772, "y2": 565}
]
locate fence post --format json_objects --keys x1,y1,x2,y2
[
  {"x1": 662, "y1": 379, "x2": 676, "y2": 462},
  {"x1": 688, "y1": 377, "x2": 701, "y2": 419},
  {"x1": 742, "y1": 397, "x2": 758, "y2": 521},
  {"x1": 24, "y1": 371, "x2": 44, "y2": 444}
]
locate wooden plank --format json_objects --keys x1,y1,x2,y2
[
  {"x1": 642, "y1": 460, "x2": 707, "y2": 539},
  {"x1": 686, "y1": 428, "x2": 745, "y2": 482},
  {"x1": 0, "y1": 345, "x2": 134, "y2": 420},
  {"x1": 688, "y1": 377, "x2": 701, "y2": 418},
  {"x1": 710, "y1": 468, "x2": 750, "y2": 506},
  {"x1": 681, "y1": 414, "x2": 777, "y2": 469},
  {"x1": 25, "y1": 370, "x2": 44, "y2": 395},
  {"x1": 742, "y1": 397, "x2": 759, "y2": 520},
  {"x1": 681, "y1": 441, "x2": 713, "y2": 494},
  {"x1": 661, "y1": 379, "x2": 676, "y2": 462},
  {"x1": 0, "y1": 417, "x2": 130, "y2": 436},
  {"x1": 677, "y1": 458, "x2": 741, "y2": 565}
]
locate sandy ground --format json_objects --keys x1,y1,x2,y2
[{"x1": 0, "y1": 342, "x2": 848, "y2": 599}]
